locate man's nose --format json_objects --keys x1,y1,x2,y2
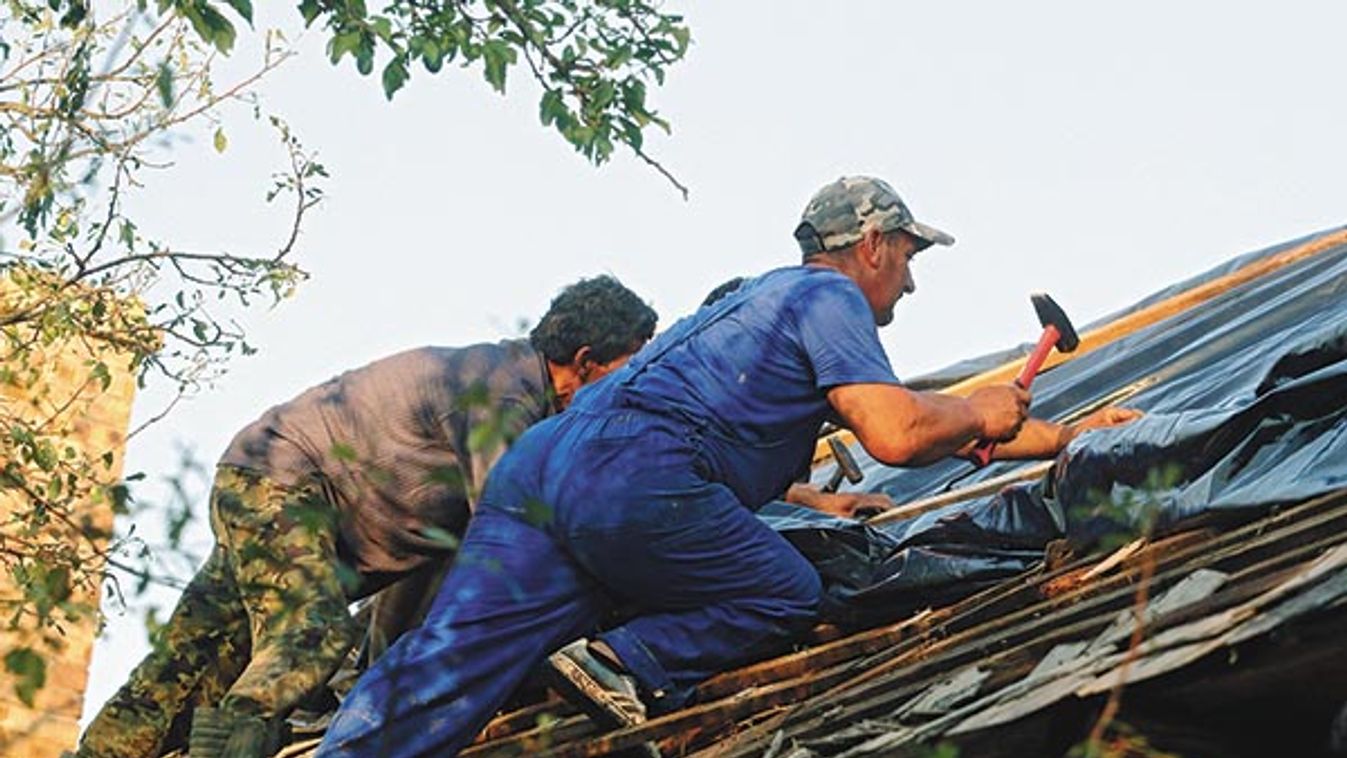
[{"x1": 904, "y1": 275, "x2": 916, "y2": 295}]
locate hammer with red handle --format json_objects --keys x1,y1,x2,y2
[{"x1": 970, "y1": 293, "x2": 1080, "y2": 466}]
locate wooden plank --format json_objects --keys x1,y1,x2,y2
[
  {"x1": 865, "y1": 460, "x2": 1053, "y2": 525},
  {"x1": 701, "y1": 542, "x2": 1332, "y2": 755},
  {"x1": 701, "y1": 493, "x2": 1347, "y2": 754},
  {"x1": 831, "y1": 495, "x2": 1347, "y2": 707},
  {"x1": 474, "y1": 696, "x2": 579, "y2": 743},
  {"x1": 535, "y1": 663, "x2": 867, "y2": 757}
]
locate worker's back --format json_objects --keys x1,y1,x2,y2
[{"x1": 567, "y1": 265, "x2": 900, "y2": 509}]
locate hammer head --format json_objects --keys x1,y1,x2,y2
[
  {"x1": 826, "y1": 436, "x2": 865, "y2": 486},
  {"x1": 1031, "y1": 293, "x2": 1080, "y2": 353}
]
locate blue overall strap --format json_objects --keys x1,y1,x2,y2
[{"x1": 619, "y1": 275, "x2": 761, "y2": 382}]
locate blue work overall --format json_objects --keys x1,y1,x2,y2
[{"x1": 318, "y1": 268, "x2": 900, "y2": 757}]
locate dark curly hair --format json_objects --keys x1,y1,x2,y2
[
  {"x1": 700, "y1": 276, "x2": 746, "y2": 308},
  {"x1": 530, "y1": 275, "x2": 657, "y2": 365}
]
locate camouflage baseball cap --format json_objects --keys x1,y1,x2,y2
[{"x1": 794, "y1": 176, "x2": 955, "y2": 258}]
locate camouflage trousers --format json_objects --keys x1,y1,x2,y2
[{"x1": 77, "y1": 466, "x2": 361, "y2": 758}]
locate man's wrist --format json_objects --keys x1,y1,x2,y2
[{"x1": 1056, "y1": 422, "x2": 1077, "y2": 452}]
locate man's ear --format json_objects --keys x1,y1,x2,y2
[
  {"x1": 572, "y1": 345, "x2": 595, "y2": 378},
  {"x1": 859, "y1": 227, "x2": 886, "y2": 270}
]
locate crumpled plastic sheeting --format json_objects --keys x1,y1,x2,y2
[
  {"x1": 901, "y1": 227, "x2": 1339, "y2": 391},
  {"x1": 759, "y1": 483, "x2": 1062, "y2": 626},
  {"x1": 777, "y1": 230, "x2": 1347, "y2": 624},
  {"x1": 1058, "y1": 318, "x2": 1347, "y2": 535}
]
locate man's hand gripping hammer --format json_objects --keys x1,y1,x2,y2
[{"x1": 970, "y1": 293, "x2": 1080, "y2": 466}]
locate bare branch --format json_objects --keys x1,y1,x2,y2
[
  {"x1": 632, "y1": 144, "x2": 688, "y2": 200},
  {"x1": 127, "y1": 388, "x2": 186, "y2": 440}
]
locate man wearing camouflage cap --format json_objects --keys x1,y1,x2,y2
[{"x1": 318, "y1": 176, "x2": 1137, "y2": 756}]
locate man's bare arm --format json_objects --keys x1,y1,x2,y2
[
  {"x1": 827, "y1": 383, "x2": 1029, "y2": 467},
  {"x1": 969, "y1": 406, "x2": 1143, "y2": 461},
  {"x1": 785, "y1": 482, "x2": 896, "y2": 518}
]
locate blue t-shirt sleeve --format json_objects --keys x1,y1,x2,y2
[{"x1": 794, "y1": 276, "x2": 902, "y2": 390}]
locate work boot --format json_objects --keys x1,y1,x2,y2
[
  {"x1": 546, "y1": 639, "x2": 647, "y2": 730},
  {"x1": 220, "y1": 714, "x2": 284, "y2": 758},
  {"x1": 188, "y1": 707, "x2": 284, "y2": 758},
  {"x1": 188, "y1": 707, "x2": 231, "y2": 758}
]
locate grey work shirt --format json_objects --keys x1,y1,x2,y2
[{"x1": 219, "y1": 340, "x2": 553, "y2": 589}]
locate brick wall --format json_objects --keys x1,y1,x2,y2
[{"x1": 0, "y1": 278, "x2": 138, "y2": 756}]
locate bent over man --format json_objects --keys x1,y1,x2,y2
[
  {"x1": 77, "y1": 275, "x2": 657, "y2": 758},
  {"x1": 317, "y1": 177, "x2": 1138, "y2": 756}
]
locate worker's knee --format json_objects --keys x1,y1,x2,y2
[
  {"x1": 224, "y1": 608, "x2": 362, "y2": 719},
  {"x1": 789, "y1": 545, "x2": 824, "y2": 601},
  {"x1": 293, "y1": 606, "x2": 362, "y2": 676},
  {"x1": 763, "y1": 562, "x2": 823, "y2": 633}
]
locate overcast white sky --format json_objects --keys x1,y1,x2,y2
[{"x1": 83, "y1": 0, "x2": 1347, "y2": 722}]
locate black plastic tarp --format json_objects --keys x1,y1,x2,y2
[{"x1": 765, "y1": 228, "x2": 1347, "y2": 626}]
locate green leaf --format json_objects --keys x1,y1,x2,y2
[
  {"x1": 671, "y1": 26, "x2": 692, "y2": 54},
  {"x1": 91, "y1": 361, "x2": 111, "y2": 391},
  {"x1": 155, "y1": 61, "x2": 174, "y2": 108},
  {"x1": 481, "y1": 40, "x2": 516, "y2": 93},
  {"x1": 108, "y1": 483, "x2": 132, "y2": 515},
  {"x1": 298, "y1": 0, "x2": 321, "y2": 25},
  {"x1": 381, "y1": 59, "x2": 408, "y2": 100},
  {"x1": 620, "y1": 119, "x2": 642, "y2": 151},
  {"x1": 467, "y1": 421, "x2": 500, "y2": 454},
  {"x1": 182, "y1": 3, "x2": 238, "y2": 54},
  {"x1": 330, "y1": 442, "x2": 357, "y2": 462},
  {"x1": 58, "y1": 0, "x2": 88, "y2": 27},
  {"x1": 282, "y1": 499, "x2": 336, "y2": 537},
  {"x1": 334, "y1": 562, "x2": 362, "y2": 594},
  {"x1": 539, "y1": 89, "x2": 564, "y2": 126},
  {"x1": 622, "y1": 80, "x2": 647, "y2": 113},
  {"x1": 32, "y1": 442, "x2": 56, "y2": 471},
  {"x1": 420, "y1": 38, "x2": 444, "y2": 73},
  {"x1": 328, "y1": 31, "x2": 359, "y2": 64},
  {"x1": 370, "y1": 16, "x2": 393, "y2": 43},
  {"x1": 591, "y1": 81, "x2": 616, "y2": 111},
  {"x1": 355, "y1": 35, "x2": 375, "y2": 76},
  {"x1": 522, "y1": 497, "x2": 553, "y2": 528},
  {"x1": 118, "y1": 219, "x2": 136, "y2": 249},
  {"x1": 4, "y1": 648, "x2": 46, "y2": 707},
  {"x1": 213, "y1": 126, "x2": 228, "y2": 153},
  {"x1": 424, "y1": 465, "x2": 464, "y2": 490},
  {"x1": 419, "y1": 526, "x2": 460, "y2": 550},
  {"x1": 343, "y1": 0, "x2": 368, "y2": 21},
  {"x1": 222, "y1": 0, "x2": 253, "y2": 24}
]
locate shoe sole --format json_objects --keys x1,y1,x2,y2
[{"x1": 546, "y1": 651, "x2": 645, "y2": 731}]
